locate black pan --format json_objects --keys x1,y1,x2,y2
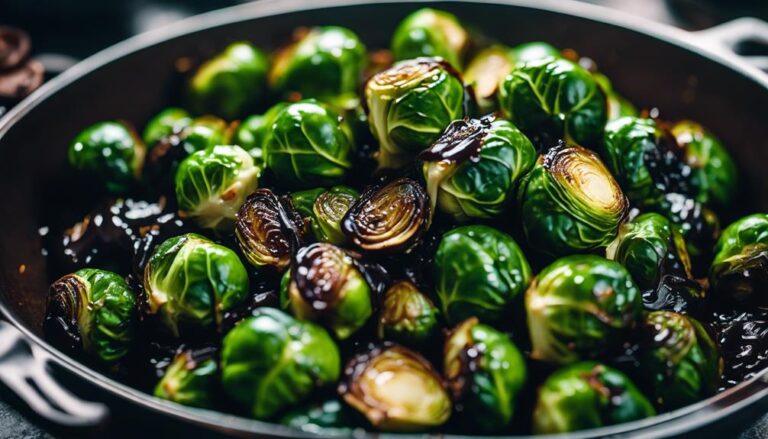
[{"x1": 1, "y1": 0, "x2": 767, "y2": 437}]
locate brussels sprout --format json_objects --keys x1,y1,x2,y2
[
  {"x1": 710, "y1": 213, "x2": 768, "y2": 304},
  {"x1": 342, "y1": 178, "x2": 429, "y2": 253},
  {"x1": 434, "y1": 225, "x2": 531, "y2": 324},
  {"x1": 339, "y1": 344, "x2": 451, "y2": 431},
  {"x1": 593, "y1": 73, "x2": 637, "y2": 121},
  {"x1": 235, "y1": 189, "x2": 305, "y2": 272},
  {"x1": 378, "y1": 280, "x2": 439, "y2": 345},
  {"x1": 391, "y1": 8, "x2": 469, "y2": 69},
  {"x1": 280, "y1": 399, "x2": 362, "y2": 435},
  {"x1": 265, "y1": 100, "x2": 353, "y2": 189},
  {"x1": 142, "y1": 107, "x2": 191, "y2": 148},
  {"x1": 638, "y1": 311, "x2": 722, "y2": 411},
  {"x1": 512, "y1": 41, "x2": 560, "y2": 64},
  {"x1": 45, "y1": 268, "x2": 137, "y2": 364},
  {"x1": 365, "y1": 58, "x2": 465, "y2": 169},
  {"x1": 444, "y1": 318, "x2": 526, "y2": 432},
  {"x1": 671, "y1": 120, "x2": 739, "y2": 206},
  {"x1": 421, "y1": 115, "x2": 536, "y2": 221},
  {"x1": 143, "y1": 233, "x2": 250, "y2": 337},
  {"x1": 154, "y1": 347, "x2": 218, "y2": 408},
  {"x1": 498, "y1": 57, "x2": 607, "y2": 147},
  {"x1": 281, "y1": 243, "x2": 373, "y2": 340},
  {"x1": 292, "y1": 186, "x2": 360, "y2": 245},
  {"x1": 518, "y1": 143, "x2": 628, "y2": 256},
  {"x1": 463, "y1": 46, "x2": 515, "y2": 113},
  {"x1": 175, "y1": 144, "x2": 259, "y2": 230},
  {"x1": 289, "y1": 187, "x2": 326, "y2": 218},
  {"x1": 270, "y1": 26, "x2": 366, "y2": 108},
  {"x1": 68, "y1": 120, "x2": 146, "y2": 193},
  {"x1": 532, "y1": 362, "x2": 655, "y2": 433},
  {"x1": 232, "y1": 102, "x2": 289, "y2": 165},
  {"x1": 526, "y1": 255, "x2": 642, "y2": 364},
  {"x1": 188, "y1": 41, "x2": 269, "y2": 119},
  {"x1": 176, "y1": 116, "x2": 230, "y2": 155}
]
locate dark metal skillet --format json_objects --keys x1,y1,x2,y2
[{"x1": 0, "y1": 0, "x2": 767, "y2": 437}]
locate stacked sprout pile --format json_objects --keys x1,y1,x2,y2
[{"x1": 43, "y1": 8, "x2": 768, "y2": 435}]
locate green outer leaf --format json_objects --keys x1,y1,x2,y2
[
  {"x1": 709, "y1": 213, "x2": 768, "y2": 302},
  {"x1": 154, "y1": 351, "x2": 218, "y2": 408},
  {"x1": 142, "y1": 107, "x2": 191, "y2": 148},
  {"x1": 512, "y1": 41, "x2": 560, "y2": 64},
  {"x1": 601, "y1": 116, "x2": 662, "y2": 203},
  {"x1": 179, "y1": 116, "x2": 229, "y2": 155},
  {"x1": 390, "y1": 8, "x2": 468, "y2": 69}
]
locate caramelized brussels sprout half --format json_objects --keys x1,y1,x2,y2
[
  {"x1": 68, "y1": 120, "x2": 146, "y2": 193},
  {"x1": 154, "y1": 347, "x2": 218, "y2": 408},
  {"x1": 444, "y1": 318, "x2": 527, "y2": 432},
  {"x1": 421, "y1": 115, "x2": 536, "y2": 221},
  {"x1": 526, "y1": 255, "x2": 642, "y2": 364},
  {"x1": 512, "y1": 41, "x2": 560, "y2": 64},
  {"x1": 638, "y1": 311, "x2": 722, "y2": 411},
  {"x1": 463, "y1": 46, "x2": 515, "y2": 113},
  {"x1": 339, "y1": 344, "x2": 451, "y2": 431},
  {"x1": 265, "y1": 100, "x2": 353, "y2": 188},
  {"x1": 45, "y1": 269, "x2": 137, "y2": 364},
  {"x1": 143, "y1": 233, "x2": 249, "y2": 337},
  {"x1": 142, "y1": 107, "x2": 191, "y2": 148},
  {"x1": 281, "y1": 243, "x2": 373, "y2": 340},
  {"x1": 391, "y1": 8, "x2": 469, "y2": 69},
  {"x1": 518, "y1": 143, "x2": 628, "y2": 256},
  {"x1": 365, "y1": 58, "x2": 464, "y2": 169},
  {"x1": 292, "y1": 186, "x2": 360, "y2": 245},
  {"x1": 533, "y1": 362, "x2": 655, "y2": 434},
  {"x1": 434, "y1": 225, "x2": 531, "y2": 324},
  {"x1": 231, "y1": 102, "x2": 288, "y2": 165},
  {"x1": 188, "y1": 41, "x2": 269, "y2": 119},
  {"x1": 498, "y1": 57, "x2": 607, "y2": 147},
  {"x1": 378, "y1": 280, "x2": 439, "y2": 345},
  {"x1": 280, "y1": 399, "x2": 362, "y2": 435},
  {"x1": 710, "y1": 213, "x2": 768, "y2": 304},
  {"x1": 342, "y1": 178, "x2": 429, "y2": 253},
  {"x1": 221, "y1": 308, "x2": 340, "y2": 419}
]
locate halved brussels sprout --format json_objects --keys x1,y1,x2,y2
[
  {"x1": 434, "y1": 225, "x2": 531, "y2": 324},
  {"x1": 232, "y1": 102, "x2": 289, "y2": 166},
  {"x1": 526, "y1": 255, "x2": 642, "y2": 364},
  {"x1": 143, "y1": 233, "x2": 250, "y2": 337},
  {"x1": 289, "y1": 187, "x2": 326, "y2": 219},
  {"x1": 638, "y1": 311, "x2": 722, "y2": 411},
  {"x1": 390, "y1": 8, "x2": 469, "y2": 69},
  {"x1": 221, "y1": 308, "x2": 340, "y2": 419},
  {"x1": 291, "y1": 186, "x2": 360, "y2": 245},
  {"x1": 593, "y1": 73, "x2": 637, "y2": 121},
  {"x1": 378, "y1": 280, "x2": 439, "y2": 345},
  {"x1": 444, "y1": 318, "x2": 527, "y2": 432},
  {"x1": 281, "y1": 242, "x2": 373, "y2": 340},
  {"x1": 235, "y1": 189, "x2": 305, "y2": 272},
  {"x1": 265, "y1": 100, "x2": 353, "y2": 189},
  {"x1": 175, "y1": 144, "x2": 259, "y2": 231},
  {"x1": 280, "y1": 399, "x2": 362, "y2": 435},
  {"x1": 68, "y1": 120, "x2": 146, "y2": 193},
  {"x1": 518, "y1": 143, "x2": 628, "y2": 256},
  {"x1": 365, "y1": 58, "x2": 464, "y2": 169},
  {"x1": 270, "y1": 26, "x2": 366, "y2": 108},
  {"x1": 710, "y1": 213, "x2": 768, "y2": 304},
  {"x1": 188, "y1": 41, "x2": 269, "y2": 119},
  {"x1": 339, "y1": 344, "x2": 451, "y2": 431},
  {"x1": 154, "y1": 347, "x2": 218, "y2": 408},
  {"x1": 421, "y1": 115, "x2": 536, "y2": 221},
  {"x1": 512, "y1": 41, "x2": 560, "y2": 64},
  {"x1": 45, "y1": 268, "x2": 137, "y2": 364},
  {"x1": 498, "y1": 57, "x2": 607, "y2": 147},
  {"x1": 342, "y1": 178, "x2": 429, "y2": 253},
  {"x1": 142, "y1": 107, "x2": 192, "y2": 148},
  {"x1": 463, "y1": 46, "x2": 515, "y2": 113},
  {"x1": 532, "y1": 362, "x2": 655, "y2": 434}
]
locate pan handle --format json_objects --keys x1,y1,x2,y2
[
  {"x1": 693, "y1": 17, "x2": 768, "y2": 71},
  {"x1": 0, "y1": 321, "x2": 109, "y2": 428}
]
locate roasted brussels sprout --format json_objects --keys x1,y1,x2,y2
[
  {"x1": 638, "y1": 311, "x2": 722, "y2": 411},
  {"x1": 498, "y1": 57, "x2": 607, "y2": 147},
  {"x1": 421, "y1": 115, "x2": 536, "y2": 221},
  {"x1": 221, "y1": 308, "x2": 340, "y2": 419},
  {"x1": 265, "y1": 100, "x2": 353, "y2": 188},
  {"x1": 175, "y1": 116, "x2": 230, "y2": 155},
  {"x1": 232, "y1": 102, "x2": 289, "y2": 165},
  {"x1": 365, "y1": 58, "x2": 464, "y2": 169},
  {"x1": 175, "y1": 144, "x2": 259, "y2": 230},
  {"x1": 339, "y1": 344, "x2": 451, "y2": 431},
  {"x1": 710, "y1": 213, "x2": 768, "y2": 304},
  {"x1": 391, "y1": 8, "x2": 469, "y2": 69},
  {"x1": 342, "y1": 178, "x2": 429, "y2": 252},
  {"x1": 68, "y1": 120, "x2": 146, "y2": 193},
  {"x1": 142, "y1": 107, "x2": 191, "y2": 148},
  {"x1": 512, "y1": 41, "x2": 560, "y2": 64},
  {"x1": 518, "y1": 143, "x2": 628, "y2": 256},
  {"x1": 143, "y1": 233, "x2": 250, "y2": 337},
  {"x1": 444, "y1": 318, "x2": 527, "y2": 432},
  {"x1": 378, "y1": 280, "x2": 439, "y2": 345},
  {"x1": 280, "y1": 399, "x2": 362, "y2": 435},
  {"x1": 434, "y1": 225, "x2": 531, "y2": 324},
  {"x1": 154, "y1": 347, "x2": 218, "y2": 408},
  {"x1": 532, "y1": 362, "x2": 655, "y2": 433},
  {"x1": 270, "y1": 26, "x2": 366, "y2": 107},
  {"x1": 526, "y1": 255, "x2": 642, "y2": 364},
  {"x1": 188, "y1": 41, "x2": 269, "y2": 119},
  {"x1": 45, "y1": 268, "x2": 137, "y2": 364},
  {"x1": 463, "y1": 46, "x2": 515, "y2": 113},
  {"x1": 291, "y1": 186, "x2": 360, "y2": 245},
  {"x1": 281, "y1": 243, "x2": 373, "y2": 340},
  {"x1": 235, "y1": 189, "x2": 305, "y2": 271}
]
